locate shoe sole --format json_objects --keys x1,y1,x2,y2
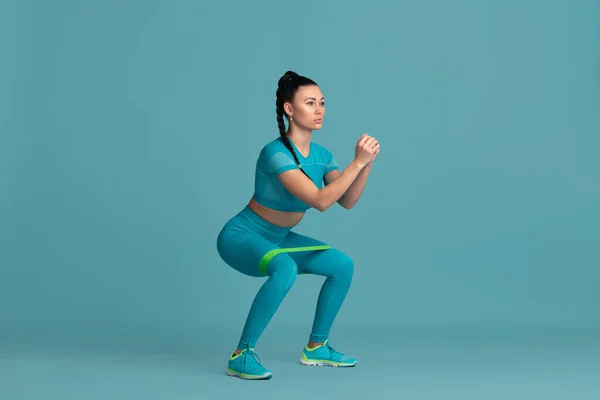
[
  {"x1": 300, "y1": 357, "x2": 357, "y2": 367},
  {"x1": 226, "y1": 367, "x2": 272, "y2": 380}
]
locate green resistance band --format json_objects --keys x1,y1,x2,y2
[{"x1": 258, "y1": 245, "x2": 331, "y2": 276}]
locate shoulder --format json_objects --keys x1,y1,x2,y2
[
  {"x1": 258, "y1": 137, "x2": 292, "y2": 163},
  {"x1": 311, "y1": 141, "x2": 335, "y2": 160},
  {"x1": 257, "y1": 137, "x2": 298, "y2": 175},
  {"x1": 259, "y1": 137, "x2": 288, "y2": 156},
  {"x1": 311, "y1": 141, "x2": 339, "y2": 173}
]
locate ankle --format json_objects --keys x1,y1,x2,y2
[
  {"x1": 307, "y1": 341, "x2": 324, "y2": 349},
  {"x1": 233, "y1": 349, "x2": 242, "y2": 356}
]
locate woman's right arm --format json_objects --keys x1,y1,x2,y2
[{"x1": 278, "y1": 160, "x2": 365, "y2": 212}]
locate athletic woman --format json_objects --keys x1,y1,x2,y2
[{"x1": 216, "y1": 70, "x2": 380, "y2": 380}]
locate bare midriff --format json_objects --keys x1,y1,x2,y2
[{"x1": 247, "y1": 197, "x2": 305, "y2": 228}]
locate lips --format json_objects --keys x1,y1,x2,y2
[{"x1": 314, "y1": 119, "x2": 323, "y2": 123}]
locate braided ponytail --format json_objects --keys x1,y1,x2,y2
[{"x1": 275, "y1": 70, "x2": 317, "y2": 179}]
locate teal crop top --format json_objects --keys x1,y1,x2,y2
[{"x1": 253, "y1": 137, "x2": 340, "y2": 212}]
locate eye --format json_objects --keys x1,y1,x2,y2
[{"x1": 307, "y1": 101, "x2": 314, "y2": 105}]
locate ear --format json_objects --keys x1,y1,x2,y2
[{"x1": 283, "y1": 102, "x2": 293, "y2": 118}]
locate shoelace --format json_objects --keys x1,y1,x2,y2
[
  {"x1": 243, "y1": 348, "x2": 262, "y2": 372},
  {"x1": 325, "y1": 343, "x2": 343, "y2": 361}
]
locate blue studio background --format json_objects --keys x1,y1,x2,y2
[{"x1": 1, "y1": 0, "x2": 599, "y2": 398}]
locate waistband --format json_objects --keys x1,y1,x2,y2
[{"x1": 234, "y1": 206, "x2": 292, "y2": 244}]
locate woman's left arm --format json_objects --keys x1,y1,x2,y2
[{"x1": 325, "y1": 149, "x2": 378, "y2": 209}]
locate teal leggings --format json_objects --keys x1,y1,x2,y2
[{"x1": 216, "y1": 206, "x2": 354, "y2": 350}]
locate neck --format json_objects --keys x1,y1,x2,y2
[{"x1": 287, "y1": 125, "x2": 312, "y2": 153}]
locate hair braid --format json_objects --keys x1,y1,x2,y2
[{"x1": 275, "y1": 70, "x2": 317, "y2": 180}]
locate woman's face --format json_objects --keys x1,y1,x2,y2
[{"x1": 286, "y1": 85, "x2": 325, "y2": 130}]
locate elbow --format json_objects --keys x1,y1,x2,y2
[
  {"x1": 314, "y1": 193, "x2": 354, "y2": 212},
  {"x1": 314, "y1": 202, "x2": 329, "y2": 212},
  {"x1": 340, "y1": 202, "x2": 355, "y2": 210},
  {"x1": 314, "y1": 197, "x2": 333, "y2": 212},
  {"x1": 337, "y1": 196, "x2": 355, "y2": 210},
  {"x1": 316, "y1": 199, "x2": 354, "y2": 212}
]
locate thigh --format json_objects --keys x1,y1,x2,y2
[
  {"x1": 280, "y1": 231, "x2": 353, "y2": 277},
  {"x1": 217, "y1": 221, "x2": 281, "y2": 277}
]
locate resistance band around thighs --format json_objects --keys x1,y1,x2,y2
[{"x1": 258, "y1": 245, "x2": 332, "y2": 276}]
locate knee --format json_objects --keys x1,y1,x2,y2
[
  {"x1": 268, "y1": 255, "x2": 298, "y2": 290},
  {"x1": 330, "y1": 250, "x2": 354, "y2": 281}
]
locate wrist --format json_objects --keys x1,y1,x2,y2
[{"x1": 352, "y1": 160, "x2": 368, "y2": 169}]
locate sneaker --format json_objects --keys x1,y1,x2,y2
[
  {"x1": 300, "y1": 340, "x2": 357, "y2": 367},
  {"x1": 226, "y1": 348, "x2": 272, "y2": 380}
]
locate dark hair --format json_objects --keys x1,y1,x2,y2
[{"x1": 276, "y1": 70, "x2": 318, "y2": 179}]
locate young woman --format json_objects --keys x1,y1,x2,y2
[{"x1": 216, "y1": 70, "x2": 380, "y2": 380}]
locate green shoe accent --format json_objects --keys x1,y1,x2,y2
[
  {"x1": 226, "y1": 348, "x2": 272, "y2": 380},
  {"x1": 300, "y1": 340, "x2": 357, "y2": 367},
  {"x1": 226, "y1": 367, "x2": 271, "y2": 380},
  {"x1": 258, "y1": 245, "x2": 331, "y2": 276}
]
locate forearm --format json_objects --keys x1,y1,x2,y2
[
  {"x1": 339, "y1": 163, "x2": 372, "y2": 209},
  {"x1": 317, "y1": 161, "x2": 365, "y2": 211}
]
